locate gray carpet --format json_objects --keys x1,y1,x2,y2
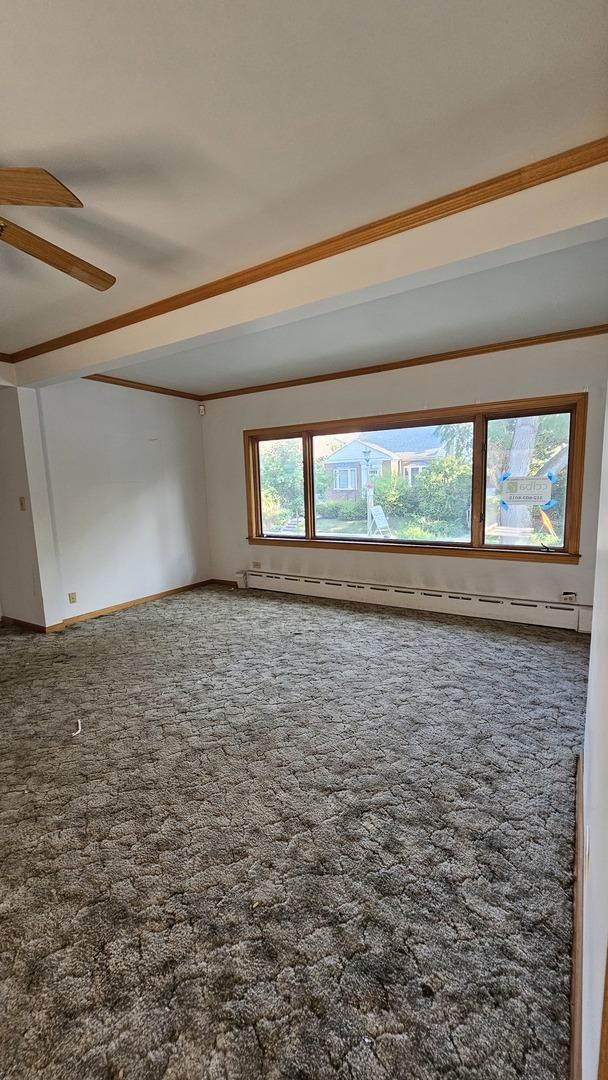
[{"x1": 0, "y1": 587, "x2": 588, "y2": 1079}]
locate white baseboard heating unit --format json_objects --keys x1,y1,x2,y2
[{"x1": 246, "y1": 570, "x2": 591, "y2": 632}]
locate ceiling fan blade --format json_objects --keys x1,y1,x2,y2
[
  {"x1": 0, "y1": 217, "x2": 115, "y2": 290},
  {"x1": 0, "y1": 168, "x2": 83, "y2": 206}
]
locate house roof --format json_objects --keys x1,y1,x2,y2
[{"x1": 361, "y1": 427, "x2": 443, "y2": 454}]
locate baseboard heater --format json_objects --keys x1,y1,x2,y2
[{"x1": 246, "y1": 570, "x2": 590, "y2": 631}]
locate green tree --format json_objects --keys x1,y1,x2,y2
[
  {"x1": 486, "y1": 413, "x2": 570, "y2": 483},
  {"x1": 259, "y1": 441, "x2": 304, "y2": 517},
  {"x1": 372, "y1": 473, "x2": 420, "y2": 517},
  {"x1": 434, "y1": 423, "x2": 473, "y2": 459},
  {"x1": 416, "y1": 458, "x2": 472, "y2": 528},
  {"x1": 314, "y1": 458, "x2": 331, "y2": 499},
  {"x1": 486, "y1": 413, "x2": 570, "y2": 533}
]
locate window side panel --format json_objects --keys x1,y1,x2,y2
[
  {"x1": 483, "y1": 412, "x2": 570, "y2": 549},
  {"x1": 258, "y1": 437, "x2": 306, "y2": 537}
]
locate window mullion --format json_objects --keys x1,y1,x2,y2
[
  {"x1": 471, "y1": 414, "x2": 486, "y2": 548},
  {"x1": 302, "y1": 432, "x2": 315, "y2": 539}
]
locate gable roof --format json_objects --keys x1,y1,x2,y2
[
  {"x1": 361, "y1": 426, "x2": 443, "y2": 454},
  {"x1": 324, "y1": 438, "x2": 393, "y2": 464}
]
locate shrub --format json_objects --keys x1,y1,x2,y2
[
  {"x1": 415, "y1": 458, "x2": 472, "y2": 529},
  {"x1": 372, "y1": 474, "x2": 420, "y2": 517},
  {"x1": 397, "y1": 523, "x2": 435, "y2": 541},
  {"x1": 316, "y1": 499, "x2": 367, "y2": 520}
]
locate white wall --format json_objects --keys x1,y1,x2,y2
[
  {"x1": 0, "y1": 361, "x2": 16, "y2": 388},
  {"x1": 582, "y1": 388, "x2": 608, "y2": 1078},
  {"x1": 35, "y1": 379, "x2": 210, "y2": 622},
  {"x1": 19, "y1": 389, "x2": 65, "y2": 627},
  {"x1": 0, "y1": 387, "x2": 47, "y2": 625},
  {"x1": 202, "y1": 335, "x2": 608, "y2": 601}
]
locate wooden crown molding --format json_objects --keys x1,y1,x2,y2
[
  {"x1": 85, "y1": 373, "x2": 202, "y2": 401},
  {"x1": 82, "y1": 322, "x2": 608, "y2": 403},
  {"x1": 7, "y1": 135, "x2": 608, "y2": 364}
]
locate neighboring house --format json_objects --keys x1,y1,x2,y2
[{"x1": 323, "y1": 427, "x2": 444, "y2": 501}]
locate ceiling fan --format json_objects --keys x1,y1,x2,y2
[{"x1": 0, "y1": 168, "x2": 116, "y2": 290}]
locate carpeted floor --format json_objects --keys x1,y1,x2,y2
[{"x1": 0, "y1": 587, "x2": 589, "y2": 1079}]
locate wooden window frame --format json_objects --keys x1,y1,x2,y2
[{"x1": 244, "y1": 392, "x2": 587, "y2": 564}]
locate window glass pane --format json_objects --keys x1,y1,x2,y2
[
  {"x1": 259, "y1": 438, "x2": 305, "y2": 535},
  {"x1": 313, "y1": 423, "x2": 473, "y2": 543},
  {"x1": 484, "y1": 412, "x2": 570, "y2": 548}
]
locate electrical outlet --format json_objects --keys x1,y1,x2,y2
[
  {"x1": 199, "y1": 403, "x2": 206, "y2": 415},
  {"x1": 561, "y1": 591, "x2": 577, "y2": 603},
  {"x1": 18, "y1": 496, "x2": 26, "y2": 511},
  {"x1": 68, "y1": 592, "x2": 77, "y2": 604},
  {"x1": 251, "y1": 561, "x2": 261, "y2": 569}
]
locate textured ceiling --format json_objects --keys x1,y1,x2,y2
[
  {"x1": 106, "y1": 237, "x2": 608, "y2": 395},
  {"x1": 2, "y1": 0, "x2": 608, "y2": 351}
]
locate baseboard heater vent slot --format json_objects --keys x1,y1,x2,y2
[{"x1": 246, "y1": 570, "x2": 585, "y2": 630}]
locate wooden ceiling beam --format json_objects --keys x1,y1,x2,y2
[
  {"x1": 82, "y1": 321, "x2": 608, "y2": 403},
  {"x1": 6, "y1": 135, "x2": 608, "y2": 363}
]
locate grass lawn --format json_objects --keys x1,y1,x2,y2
[{"x1": 315, "y1": 517, "x2": 469, "y2": 542}]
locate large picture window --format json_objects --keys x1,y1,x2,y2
[{"x1": 244, "y1": 393, "x2": 586, "y2": 563}]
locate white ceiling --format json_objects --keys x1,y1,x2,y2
[
  {"x1": 2, "y1": 0, "x2": 607, "y2": 352},
  {"x1": 106, "y1": 236, "x2": 608, "y2": 395}
]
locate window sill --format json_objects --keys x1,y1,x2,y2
[{"x1": 248, "y1": 536, "x2": 580, "y2": 564}]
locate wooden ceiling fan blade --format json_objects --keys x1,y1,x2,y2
[
  {"x1": 0, "y1": 217, "x2": 115, "y2": 290},
  {"x1": 0, "y1": 168, "x2": 83, "y2": 206}
]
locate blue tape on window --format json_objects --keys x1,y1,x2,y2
[
  {"x1": 541, "y1": 498, "x2": 558, "y2": 510},
  {"x1": 546, "y1": 470, "x2": 557, "y2": 483},
  {"x1": 499, "y1": 499, "x2": 510, "y2": 511},
  {"x1": 499, "y1": 471, "x2": 512, "y2": 483}
]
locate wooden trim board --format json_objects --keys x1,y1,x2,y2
[
  {"x1": 7, "y1": 135, "x2": 608, "y2": 363},
  {"x1": 62, "y1": 580, "x2": 211, "y2": 627},
  {"x1": 0, "y1": 580, "x2": 238, "y2": 635},
  {"x1": 82, "y1": 322, "x2": 608, "y2": 404},
  {"x1": 86, "y1": 373, "x2": 203, "y2": 401},
  {"x1": 246, "y1": 535, "x2": 580, "y2": 564},
  {"x1": 571, "y1": 753, "x2": 584, "y2": 1080}
]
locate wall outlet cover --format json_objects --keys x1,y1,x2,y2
[
  {"x1": 18, "y1": 496, "x2": 26, "y2": 511},
  {"x1": 68, "y1": 592, "x2": 77, "y2": 604}
]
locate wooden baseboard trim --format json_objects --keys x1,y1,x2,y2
[
  {"x1": 62, "y1": 580, "x2": 215, "y2": 627},
  {"x1": 1, "y1": 580, "x2": 239, "y2": 635},
  {"x1": 571, "y1": 752, "x2": 584, "y2": 1080}
]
